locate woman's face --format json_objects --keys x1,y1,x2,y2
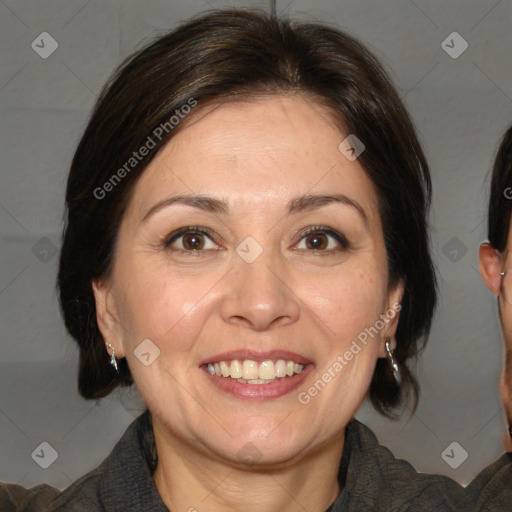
[
  {"x1": 499, "y1": 228, "x2": 512, "y2": 375},
  {"x1": 94, "y1": 95, "x2": 402, "y2": 466},
  {"x1": 480, "y1": 220, "x2": 512, "y2": 449}
]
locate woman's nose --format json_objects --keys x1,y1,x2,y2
[{"x1": 219, "y1": 241, "x2": 301, "y2": 331}]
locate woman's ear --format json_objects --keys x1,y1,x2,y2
[
  {"x1": 479, "y1": 242, "x2": 502, "y2": 296},
  {"x1": 91, "y1": 278, "x2": 126, "y2": 358},
  {"x1": 378, "y1": 280, "x2": 405, "y2": 357}
]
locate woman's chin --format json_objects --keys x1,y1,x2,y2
[{"x1": 198, "y1": 426, "x2": 309, "y2": 468}]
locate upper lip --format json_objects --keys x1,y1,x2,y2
[{"x1": 199, "y1": 349, "x2": 313, "y2": 367}]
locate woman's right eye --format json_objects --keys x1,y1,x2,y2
[{"x1": 163, "y1": 227, "x2": 220, "y2": 255}]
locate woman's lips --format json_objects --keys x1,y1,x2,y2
[{"x1": 201, "y1": 363, "x2": 313, "y2": 400}]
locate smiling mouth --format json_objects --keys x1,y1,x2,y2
[{"x1": 201, "y1": 359, "x2": 306, "y2": 384}]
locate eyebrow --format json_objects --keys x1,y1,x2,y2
[{"x1": 142, "y1": 193, "x2": 368, "y2": 225}]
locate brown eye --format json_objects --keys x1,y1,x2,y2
[
  {"x1": 164, "y1": 227, "x2": 219, "y2": 254},
  {"x1": 304, "y1": 233, "x2": 328, "y2": 250},
  {"x1": 295, "y1": 226, "x2": 350, "y2": 252},
  {"x1": 182, "y1": 232, "x2": 205, "y2": 250}
]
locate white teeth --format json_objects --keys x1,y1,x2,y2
[
  {"x1": 275, "y1": 359, "x2": 287, "y2": 377},
  {"x1": 230, "y1": 360, "x2": 243, "y2": 379},
  {"x1": 237, "y1": 378, "x2": 277, "y2": 384},
  {"x1": 242, "y1": 360, "x2": 259, "y2": 380},
  {"x1": 205, "y1": 359, "x2": 305, "y2": 381},
  {"x1": 220, "y1": 361, "x2": 230, "y2": 377},
  {"x1": 258, "y1": 360, "x2": 275, "y2": 379}
]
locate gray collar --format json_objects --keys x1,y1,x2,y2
[{"x1": 96, "y1": 410, "x2": 464, "y2": 512}]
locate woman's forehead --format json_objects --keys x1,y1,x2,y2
[
  {"x1": 131, "y1": 96, "x2": 379, "y2": 217},
  {"x1": 169, "y1": 96, "x2": 342, "y2": 154}
]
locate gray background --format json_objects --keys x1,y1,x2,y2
[{"x1": 1, "y1": 0, "x2": 511, "y2": 491}]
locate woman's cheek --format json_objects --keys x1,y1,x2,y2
[
  {"x1": 123, "y1": 259, "x2": 209, "y2": 329},
  {"x1": 299, "y1": 273, "x2": 383, "y2": 331},
  {"x1": 504, "y1": 315, "x2": 512, "y2": 352}
]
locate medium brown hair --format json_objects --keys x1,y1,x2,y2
[{"x1": 57, "y1": 8, "x2": 436, "y2": 417}]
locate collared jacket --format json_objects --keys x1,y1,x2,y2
[
  {"x1": 465, "y1": 451, "x2": 512, "y2": 511},
  {"x1": 0, "y1": 410, "x2": 488, "y2": 511}
]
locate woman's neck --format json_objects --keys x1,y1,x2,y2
[{"x1": 152, "y1": 419, "x2": 345, "y2": 512}]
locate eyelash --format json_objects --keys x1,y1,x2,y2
[{"x1": 162, "y1": 225, "x2": 351, "y2": 257}]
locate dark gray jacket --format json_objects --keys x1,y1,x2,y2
[
  {"x1": 0, "y1": 411, "x2": 490, "y2": 511},
  {"x1": 465, "y1": 451, "x2": 512, "y2": 511}
]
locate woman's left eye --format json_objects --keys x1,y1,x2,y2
[{"x1": 294, "y1": 227, "x2": 350, "y2": 253}]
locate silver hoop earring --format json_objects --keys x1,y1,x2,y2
[
  {"x1": 106, "y1": 343, "x2": 119, "y2": 375},
  {"x1": 385, "y1": 339, "x2": 401, "y2": 386}
]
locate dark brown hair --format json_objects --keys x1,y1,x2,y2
[
  {"x1": 487, "y1": 125, "x2": 512, "y2": 252},
  {"x1": 57, "y1": 8, "x2": 436, "y2": 417}
]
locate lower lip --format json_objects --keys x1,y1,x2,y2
[{"x1": 201, "y1": 365, "x2": 314, "y2": 400}]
